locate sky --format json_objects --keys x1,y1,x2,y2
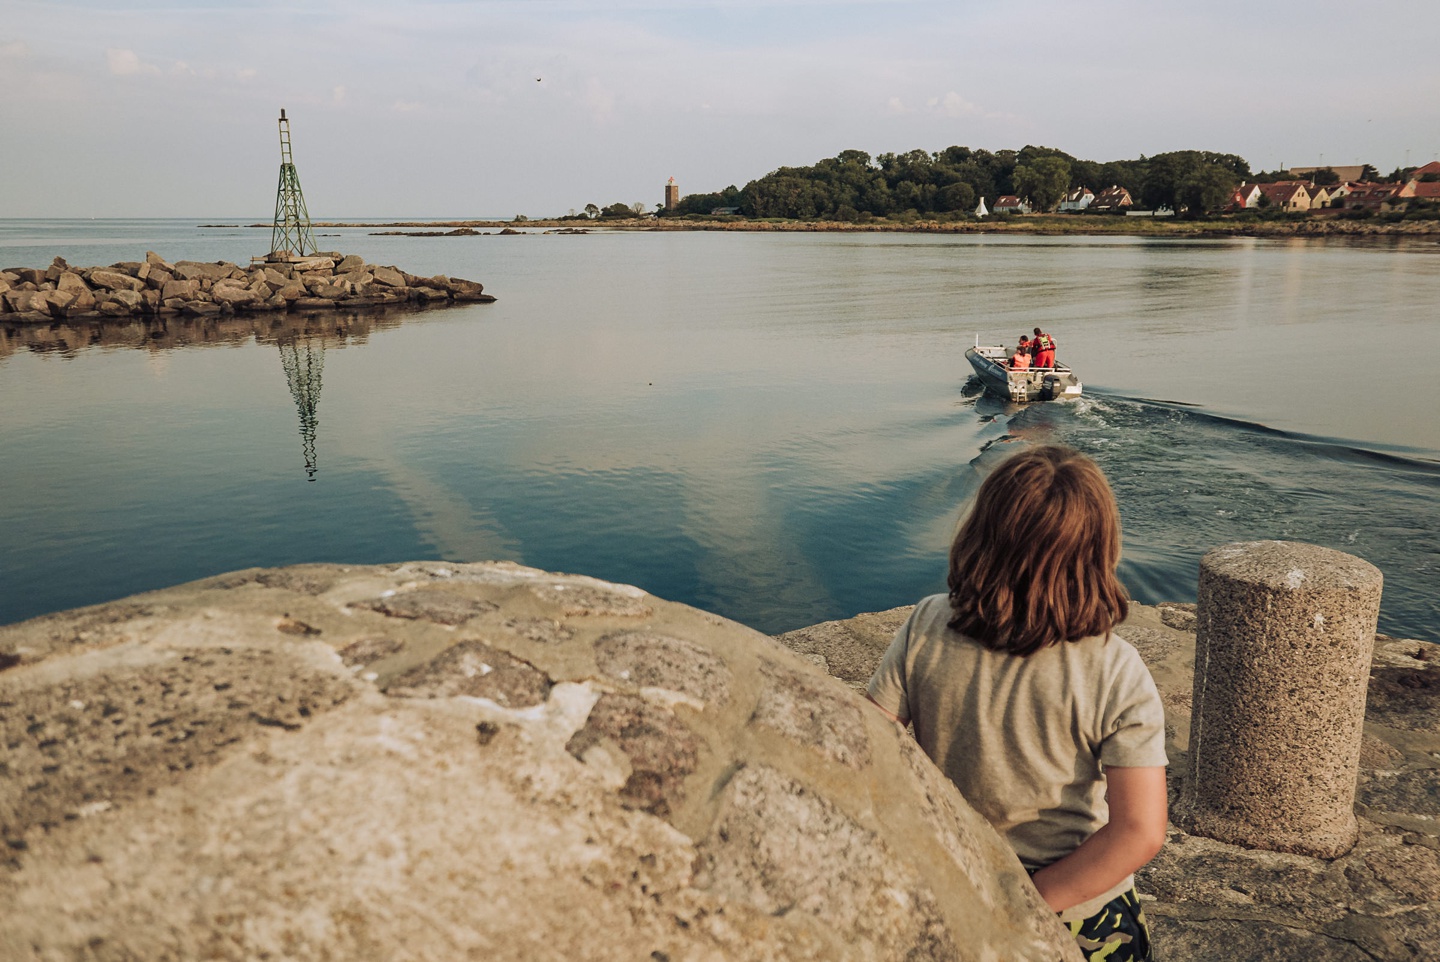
[{"x1": 2, "y1": 0, "x2": 1439, "y2": 219}]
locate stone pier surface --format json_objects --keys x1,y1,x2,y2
[
  {"x1": 1176, "y1": 541, "x2": 1383, "y2": 858},
  {"x1": 0, "y1": 251, "x2": 494, "y2": 324},
  {"x1": 0, "y1": 562, "x2": 1081, "y2": 962}
]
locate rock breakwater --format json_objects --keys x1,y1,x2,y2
[{"x1": 0, "y1": 251, "x2": 494, "y2": 324}]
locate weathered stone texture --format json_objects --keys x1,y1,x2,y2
[
  {"x1": 384, "y1": 639, "x2": 552, "y2": 706},
  {"x1": 0, "y1": 562, "x2": 1081, "y2": 961},
  {"x1": 594, "y1": 629, "x2": 732, "y2": 705},
  {"x1": 750, "y1": 658, "x2": 871, "y2": 769},
  {"x1": 350, "y1": 585, "x2": 499, "y2": 625},
  {"x1": 1178, "y1": 541, "x2": 1383, "y2": 858}
]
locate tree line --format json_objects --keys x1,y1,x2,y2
[
  {"x1": 662, "y1": 146, "x2": 1413, "y2": 221},
  {"x1": 664, "y1": 146, "x2": 1253, "y2": 220}
]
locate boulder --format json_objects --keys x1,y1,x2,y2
[
  {"x1": 68, "y1": 287, "x2": 97, "y2": 313},
  {"x1": 145, "y1": 251, "x2": 175, "y2": 273},
  {"x1": 371, "y1": 265, "x2": 406, "y2": 287},
  {"x1": 54, "y1": 271, "x2": 88, "y2": 294},
  {"x1": 276, "y1": 282, "x2": 308, "y2": 302},
  {"x1": 410, "y1": 286, "x2": 449, "y2": 302},
  {"x1": 293, "y1": 296, "x2": 337, "y2": 310},
  {"x1": 40, "y1": 290, "x2": 77, "y2": 318},
  {"x1": 262, "y1": 267, "x2": 292, "y2": 287},
  {"x1": 8, "y1": 268, "x2": 45, "y2": 286},
  {"x1": 86, "y1": 270, "x2": 145, "y2": 293},
  {"x1": 161, "y1": 278, "x2": 199, "y2": 301},
  {"x1": 180, "y1": 301, "x2": 222, "y2": 317},
  {"x1": 172, "y1": 261, "x2": 236, "y2": 282},
  {"x1": 335, "y1": 253, "x2": 365, "y2": 273},
  {"x1": 44, "y1": 257, "x2": 69, "y2": 282},
  {"x1": 145, "y1": 269, "x2": 173, "y2": 291},
  {"x1": 0, "y1": 562, "x2": 1081, "y2": 961},
  {"x1": 117, "y1": 261, "x2": 150, "y2": 280},
  {"x1": 335, "y1": 269, "x2": 374, "y2": 289},
  {"x1": 446, "y1": 277, "x2": 485, "y2": 296},
  {"x1": 211, "y1": 286, "x2": 261, "y2": 309},
  {"x1": 303, "y1": 277, "x2": 346, "y2": 299},
  {"x1": 96, "y1": 291, "x2": 141, "y2": 315},
  {"x1": 3, "y1": 289, "x2": 45, "y2": 313},
  {"x1": 288, "y1": 256, "x2": 336, "y2": 273}
]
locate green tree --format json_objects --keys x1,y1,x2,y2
[
  {"x1": 1359, "y1": 164, "x2": 1380, "y2": 182},
  {"x1": 1309, "y1": 167, "x2": 1340, "y2": 186},
  {"x1": 1177, "y1": 163, "x2": 1238, "y2": 217},
  {"x1": 600, "y1": 202, "x2": 634, "y2": 218},
  {"x1": 937, "y1": 181, "x2": 976, "y2": 213},
  {"x1": 583, "y1": 203, "x2": 599, "y2": 219},
  {"x1": 1012, "y1": 157, "x2": 1071, "y2": 212}
]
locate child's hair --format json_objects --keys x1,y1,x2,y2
[{"x1": 947, "y1": 445, "x2": 1128, "y2": 655}]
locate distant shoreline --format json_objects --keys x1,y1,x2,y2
[{"x1": 204, "y1": 217, "x2": 1440, "y2": 239}]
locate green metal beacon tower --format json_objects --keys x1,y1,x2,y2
[{"x1": 271, "y1": 108, "x2": 318, "y2": 259}]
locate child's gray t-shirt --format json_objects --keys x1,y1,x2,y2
[{"x1": 866, "y1": 594, "x2": 1167, "y2": 917}]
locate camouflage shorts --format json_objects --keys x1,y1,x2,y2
[{"x1": 1064, "y1": 886, "x2": 1153, "y2": 961}]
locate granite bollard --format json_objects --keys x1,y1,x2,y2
[{"x1": 1175, "y1": 540, "x2": 1382, "y2": 857}]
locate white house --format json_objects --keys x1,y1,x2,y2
[{"x1": 1057, "y1": 187, "x2": 1095, "y2": 212}]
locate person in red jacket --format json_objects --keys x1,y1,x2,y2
[{"x1": 1032, "y1": 327, "x2": 1056, "y2": 369}]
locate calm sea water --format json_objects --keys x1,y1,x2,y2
[{"x1": 2, "y1": 220, "x2": 1438, "y2": 640}]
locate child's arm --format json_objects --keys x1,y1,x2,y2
[
  {"x1": 1028, "y1": 766, "x2": 1168, "y2": 913},
  {"x1": 865, "y1": 694, "x2": 903, "y2": 725}
]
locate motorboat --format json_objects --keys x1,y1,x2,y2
[{"x1": 964, "y1": 336, "x2": 1082, "y2": 402}]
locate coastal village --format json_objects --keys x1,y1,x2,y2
[{"x1": 991, "y1": 161, "x2": 1440, "y2": 217}]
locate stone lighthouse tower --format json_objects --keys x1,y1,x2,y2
[{"x1": 664, "y1": 176, "x2": 680, "y2": 211}]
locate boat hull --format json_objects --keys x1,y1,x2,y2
[{"x1": 965, "y1": 346, "x2": 1082, "y2": 402}]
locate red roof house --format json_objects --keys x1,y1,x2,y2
[
  {"x1": 1256, "y1": 182, "x2": 1313, "y2": 211},
  {"x1": 1089, "y1": 186, "x2": 1134, "y2": 212}
]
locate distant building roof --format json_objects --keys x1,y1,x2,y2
[
  {"x1": 993, "y1": 195, "x2": 1024, "y2": 207},
  {"x1": 1399, "y1": 180, "x2": 1440, "y2": 200},
  {"x1": 1257, "y1": 182, "x2": 1311, "y2": 205},
  {"x1": 1408, "y1": 160, "x2": 1440, "y2": 179},
  {"x1": 1290, "y1": 165, "x2": 1366, "y2": 183},
  {"x1": 1090, "y1": 185, "x2": 1133, "y2": 209}
]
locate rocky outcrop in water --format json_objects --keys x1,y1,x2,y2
[
  {"x1": 0, "y1": 562, "x2": 1080, "y2": 961},
  {"x1": 0, "y1": 251, "x2": 494, "y2": 323}
]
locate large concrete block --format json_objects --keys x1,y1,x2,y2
[{"x1": 1176, "y1": 541, "x2": 1382, "y2": 857}]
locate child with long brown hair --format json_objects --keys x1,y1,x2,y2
[{"x1": 867, "y1": 445, "x2": 1167, "y2": 961}]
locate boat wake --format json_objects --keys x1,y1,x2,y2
[{"x1": 957, "y1": 390, "x2": 1440, "y2": 641}]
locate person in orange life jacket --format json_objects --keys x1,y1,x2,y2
[
  {"x1": 1032, "y1": 327, "x2": 1056, "y2": 368},
  {"x1": 1011, "y1": 336, "x2": 1032, "y2": 370}
]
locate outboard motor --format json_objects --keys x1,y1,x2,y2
[{"x1": 1041, "y1": 374, "x2": 1063, "y2": 400}]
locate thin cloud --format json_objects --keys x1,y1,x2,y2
[{"x1": 106, "y1": 47, "x2": 160, "y2": 77}]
